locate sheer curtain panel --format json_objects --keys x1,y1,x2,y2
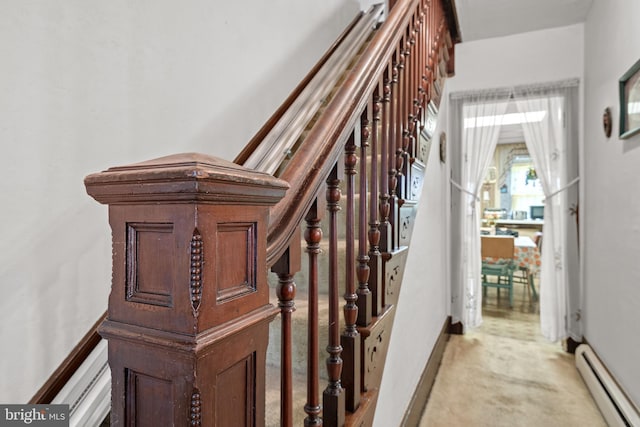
[
  {"x1": 514, "y1": 81, "x2": 581, "y2": 342},
  {"x1": 450, "y1": 92, "x2": 510, "y2": 329}
]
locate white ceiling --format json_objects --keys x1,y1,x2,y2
[{"x1": 454, "y1": 0, "x2": 594, "y2": 42}]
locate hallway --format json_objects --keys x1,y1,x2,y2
[{"x1": 418, "y1": 284, "x2": 606, "y2": 426}]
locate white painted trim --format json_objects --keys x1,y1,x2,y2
[{"x1": 52, "y1": 340, "x2": 110, "y2": 427}]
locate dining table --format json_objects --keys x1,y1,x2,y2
[
  {"x1": 513, "y1": 236, "x2": 540, "y2": 300},
  {"x1": 483, "y1": 235, "x2": 540, "y2": 301},
  {"x1": 514, "y1": 236, "x2": 541, "y2": 275}
]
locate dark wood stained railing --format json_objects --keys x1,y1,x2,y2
[{"x1": 83, "y1": 1, "x2": 459, "y2": 425}]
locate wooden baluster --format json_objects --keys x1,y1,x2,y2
[
  {"x1": 434, "y1": 6, "x2": 441, "y2": 97},
  {"x1": 412, "y1": 14, "x2": 419, "y2": 122},
  {"x1": 409, "y1": 18, "x2": 417, "y2": 119},
  {"x1": 403, "y1": 28, "x2": 414, "y2": 199},
  {"x1": 445, "y1": 5, "x2": 456, "y2": 77},
  {"x1": 414, "y1": 15, "x2": 423, "y2": 154},
  {"x1": 370, "y1": 87, "x2": 384, "y2": 317},
  {"x1": 406, "y1": 22, "x2": 413, "y2": 125},
  {"x1": 400, "y1": 38, "x2": 412, "y2": 203},
  {"x1": 357, "y1": 106, "x2": 373, "y2": 327},
  {"x1": 418, "y1": 9, "x2": 427, "y2": 126},
  {"x1": 341, "y1": 136, "x2": 361, "y2": 412},
  {"x1": 418, "y1": 7, "x2": 424, "y2": 108},
  {"x1": 407, "y1": 20, "x2": 414, "y2": 129},
  {"x1": 405, "y1": 29, "x2": 412, "y2": 133},
  {"x1": 414, "y1": 13, "x2": 423, "y2": 129},
  {"x1": 388, "y1": 57, "x2": 399, "y2": 252},
  {"x1": 379, "y1": 69, "x2": 392, "y2": 254},
  {"x1": 423, "y1": 2, "x2": 431, "y2": 112},
  {"x1": 304, "y1": 201, "x2": 323, "y2": 427},
  {"x1": 435, "y1": 20, "x2": 444, "y2": 96},
  {"x1": 323, "y1": 166, "x2": 345, "y2": 427},
  {"x1": 418, "y1": 7, "x2": 427, "y2": 123},
  {"x1": 405, "y1": 27, "x2": 413, "y2": 129},
  {"x1": 437, "y1": 11, "x2": 445, "y2": 84},
  {"x1": 394, "y1": 48, "x2": 401, "y2": 164},
  {"x1": 428, "y1": 1, "x2": 436, "y2": 102},
  {"x1": 396, "y1": 40, "x2": 407, "y2": 203},
  {"x1": 407, "y1": 24, "x2": 413, "y2": 125},
  {"x1": 278, "y1": 274, "x2": 295, "y2": 427},
  {"x1": 440, "y1": 19, "x2": 446, "y2": 53},
  {"x1": 389, "y1": 55, "x2": 399, "y2": 202},
  {"x1": 272, "y1": 240, "x2": 301, "y2": 427}
]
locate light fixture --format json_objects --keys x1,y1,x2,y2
[{"x1": 464, "y1": 111, "x2": 547, "y2": 128}]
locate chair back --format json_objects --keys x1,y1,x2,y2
[
  {"x1": 534, "y1": 232, "x2": 543, "y2": 250},
  {"x1": 481, "y1": 235, "x2": 515, "y2": 259}
]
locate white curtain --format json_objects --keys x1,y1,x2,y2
[
  {"x1": 514, "y1": 82, "x2": 580, "y2": 342},
  {"x1": 451, "y1": 93, "x2": 510, "y2": 329}
]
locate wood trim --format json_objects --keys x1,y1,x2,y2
[
  {"x1": 401, "y1": 315, "x2": 451, "y2": 427},
  {"x1": 565, "y1": 336, "x2": 585, "y2": 355},
  {"x1": 448, "y1": 319, "x2": 464, "y2": 335},
  {"x1": 29, "y1": 311, "x2": 107, "y2": 404},
  {"x1": 441, "y1": 0, "x2": 462, "y2": 43}
]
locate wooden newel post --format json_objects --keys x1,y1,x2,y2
[{"x1": 85, "y1": 153, "x2": 288, "y2": 426}]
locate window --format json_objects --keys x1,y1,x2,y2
[{"x1": 510, "y1": 157, "x2": 544, "y2": 214}]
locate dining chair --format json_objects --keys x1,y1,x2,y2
[
  {"x1": 512, "y1": 265, "x2": 531, "y2": 301},
  {"x1": 534, "y1": 232, "x2": 543, "y2": 250},
  {"x1": 481, "y1": 236, "x2": 515, "y2": 307}
]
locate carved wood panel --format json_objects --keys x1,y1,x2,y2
[
  {"x1": 383, "y1": 247, "x2": 408, "y2": 307},
  {"x1": 215, "y1": 353, "x2": 255, "y2": 426},
  {"x1": 362, "y1": 308, "x2": 394, "y2": 392},
  {"x1": 126, "y1": 223, "x2": 175, "y2": 307},
  {"x1": 215, "y1": 223, "x2": 257, "y2": 303},
  {"x1": 399, "y1": 201, "x2": 418, "y2": 247},
  {"x1": 125, "y1": 369, "x2": 174, "y2": 426},
  {"x1": 410, "y1": 161, "x2": 425, "y2": 201}
]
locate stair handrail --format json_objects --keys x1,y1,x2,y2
[
  {"x1": 264, "y1": 0, "x2": 424, "y2": 267},
  {"x1": 241, "y1": 5, "x2": 385, "y2": 175}
]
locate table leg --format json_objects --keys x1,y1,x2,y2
[{"x1": 528, "y1": 272, "x2": 538, "y2": 302}]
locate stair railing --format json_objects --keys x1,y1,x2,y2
[{"x1": 85, "y1": 1, "x2": 459, "y2": 425}]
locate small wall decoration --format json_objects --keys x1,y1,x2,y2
[
  {"x1": 525, "y1": 167, "x2": 537, "y2": 185},
  {"x1": 439, "y1": 132, "x2": 446, "y2": 163},
  {"x1": 619, "y1": 58, "x2": 640, "y2": 139},
  {"x1": 603, "y1": 107, "x2": 612, "y2": 138}
]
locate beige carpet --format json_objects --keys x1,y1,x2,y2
[{"x1": 419, "y1": 283, "x2": 606, "y2": 427}]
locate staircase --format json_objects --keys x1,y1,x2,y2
[{"x1": 80, "y1": 1, "x2": 460, "y2": 425}]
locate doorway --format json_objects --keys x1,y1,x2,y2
[{"x1": 449, "y1": 80, "x2": 581, "y2": 344}]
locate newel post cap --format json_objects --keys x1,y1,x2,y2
[{"x1": 84, "y1": 152, "x2": 289, "y2": 205}]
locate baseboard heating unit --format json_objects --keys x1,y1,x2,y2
[{"x1": 575, "y1": 344, "x2": 640, "y2": 427}]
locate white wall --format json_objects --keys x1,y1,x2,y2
[
  {"x1": 0, "y1": 0, "x2": 360, "y2": 403},
  {"x1": 583, "y1": 0, "x2": 640, "y2": 407},
  {"x1": 374, "y1": 94, "x2": 451, "y2": 427},
  {"x1": 448, "y1": 23, "x2": 585, "y2": 93}
]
